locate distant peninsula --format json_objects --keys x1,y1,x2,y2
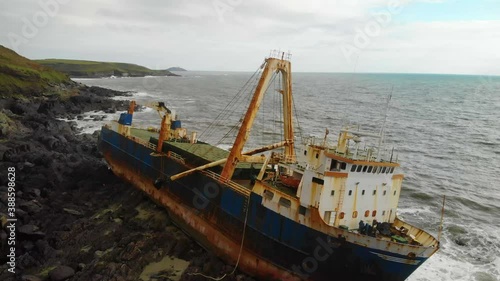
[
  {"x1": 35, "y1": 59, "x2": 181, "y2": 78},
  {"x1": 166, "y1": 66, "x2": 187, "y2": 71}
]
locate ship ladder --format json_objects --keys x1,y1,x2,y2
[{"x1": 335, "y1": 182, "x2": 346, "y2": 226}]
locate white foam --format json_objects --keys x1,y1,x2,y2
[
  {"x1": 57, "y1": 110, "x2": 122, "y2": 135},
  {"x1": 408, "y1": 247, "x2": 500, "y2": 281},
  {"x1": 111, "y1": 95, "x2": 131, "y2": 101},
  {"x1": 216, "y1": 144, "x2": 232, "y2": 151}
]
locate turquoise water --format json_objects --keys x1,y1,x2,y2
[{"x1": 76, "y1": 70, "x2": 500, "y2": 281}]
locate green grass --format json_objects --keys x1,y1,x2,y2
[
  {"x1": 36, "y1": 59, "x2": 177, "y2": 78},
  {"x1": 0, "y1": 45, "x2": 71, "y2": 98}
]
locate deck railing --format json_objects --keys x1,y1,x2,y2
[
  {"x1": 132, "y1": 137, "x2": 251, "y2": 196},
  {"x1": 131, "y1": 136, "x2": 158, "y2": 151},
  {"x1": 203, "y1": 170, "x2": 251, "y2": 196},
  {"x1": 168, "y1": 151, "x2": 250, "y2": 196}
]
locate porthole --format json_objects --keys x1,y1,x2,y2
[
  {"x1": 362, "y1": 166, "x2": 368, "y2": 172},
  {"x1": 383, "y1": 190, "x2": 387, "y2": 196},
  {"x1": 348, "y1": 190, "x2": 352, "y2": 196},
  {"x1": 367, "y1": 166, "x2": 373, "y2": 173},
  {"x1": 382, "y1": 210, "x2": 386, "y2": 216},
  {"x1": 331, "y1": 190, "x2": 335, "y2": 196},
  {"x1": 356, "y1": 165, "x2": 362, "y2": 172},
  {"x1": 315, "y1": 153, "x2": 319, "y2": 159},
  {"x1": 351, "y1": 165, "x2": 357, "y2": 172},
  {"x1": 373, "y1": 190, "x2": 376, "y2": 195},
  {"x1": 362, "y1": 190, "x2": 365, "y2": 195},
  {"x1": 393, "y1": 190, "x2": 397, "y2": 196},
  {"x1": 304, "y1": 150, "x2": 307, "y2": 156}
]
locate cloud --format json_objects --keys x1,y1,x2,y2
[{"x1": 0, "y1": 0, "x2": 498, "y2": 74}]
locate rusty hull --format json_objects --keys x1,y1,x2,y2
[{"x1": 103, "y1": 151, "x2": 303, "y2": 281}]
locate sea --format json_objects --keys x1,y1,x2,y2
[{"x1": 72, "y1": 69, "x2": 500, "y2": 281}]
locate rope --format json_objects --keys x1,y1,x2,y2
[
  {"x1": 216, "y1": 71, "x2": 279, "y2": 148},
  {"x1": 292, "y1": 94, "x2": 303, "y2": 143},
  {"x1": 187, "y1": 196, "x2": 251, "y2": 280},
  {"x1": 187, "y1": 65, "x2": 264, "y2": 160},
  {"x1": 197, "y1": 65, "x2": 262, "y2": 143}
]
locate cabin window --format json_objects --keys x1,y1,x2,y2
[
  {"x1": 312, "y1": 177, "x2": 324, "y2": 185},
  {"x1": 367, "y1": 166, "x2": 373, "y2": 173},
  {"x1": 362, "y1": 190, "x2": 365, "y2": 195},
  {"x1": 382, "y1": 167, "x2": 387, "y2": 173},
  {"x1": 315, "y1": 153, "x2": 319, "y2": 159},
  {"x1": 279, "y1": 197, "x2": 292, "y2": 208},
  {"x1": 364, "y1": 210, "x2": 370, "y2": 217},
  {"x1": 352, "y1": 211, "x2": 358, "y2": 218},
  {"x1": 339, "y1": 212, "x2": 345, "y2": 219},
  {"x1": 362, "y1": 166, "x2": 368, "y2": 172},
  {"x1": 356, "y1": 165, "x2": 362, "y2": 172},
  {"x1": 383, "y1": 190, "x2": 387, "y2": 196},
  {"x1": 373, "y1": 166, "x2": 378, "y2": 174},
  {"x1": 340, "y1": 162, "x2": 347, "y2": 170},
  {"x1": 373, "y1": 190, "x2": 376, "y2": 195},
  {"x1": 330, "y1": 190, "x2": 335, "y2": 196},
  {"x1": 394, "y1": 190, "x2": 397, "y2": 196},
  {"x1": 372, "y1": 210, "x2": 377, "y2": 217},
  {"x1": 263, "y1": 190, "x2": 274, "y2": 200},
  {"x1": 330, "y1": 160, "x2": 338, "y2": 171},
  {"x1": 299, "y1": 206, "x2": 307, "y2": 216},
  {"x1": 351, "y1": 165, "x2": 357, "y2": 172},
  {"x1": 304, "y1": 150, "x2": 307, "y2": 156},
  {"x1": 348, "y1": 190, "x2": 352, "y2": 196}
]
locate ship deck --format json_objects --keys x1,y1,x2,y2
[
  {"x1": 129, "y1": 127, "x2": 259, "y2": 169},
  {"x1": 127, "y1": 127, "x2": 297, "y2": 196}
]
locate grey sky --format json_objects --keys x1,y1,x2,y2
[{"x1": 1, "y1": 0, "x2": 499, "y2": 74}]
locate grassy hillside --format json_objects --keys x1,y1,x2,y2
[
  {"x1": 0, "y1": 45, "x2": 71, "y2": 98},
  {"x1": 36, "y1": 59, "x2": 179, "y2": 78}
]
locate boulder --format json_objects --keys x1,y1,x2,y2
[
  {"x1": 36, "y1": 239, "x2": 57, "y2": 259},
  {"x1": 21, "y1": 275, "x2": 43, "y2": 281},
  {"x1": 18, "y1": 224, "x2": 46, "y2": 240},
  {"x1": 49, "y1": 265, "x2": 75, "y2": 281},
  {"x1": 63, "y1": 208, "x2": 83, "y2": 216},
  {"x1": 19, "y1": 200, "x2": 43, "y2": 214}
]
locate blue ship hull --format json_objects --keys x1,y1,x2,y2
[{"x1": 98, "y1": 126, "x2": 427, "y2": 281}]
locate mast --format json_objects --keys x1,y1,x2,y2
[{"x1": 220, "y1": 52, "x2": 295, "y2": 182}]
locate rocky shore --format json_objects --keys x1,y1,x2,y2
[{"x1": 0, "y1": 85, "x2": 254, "y2": 281}]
